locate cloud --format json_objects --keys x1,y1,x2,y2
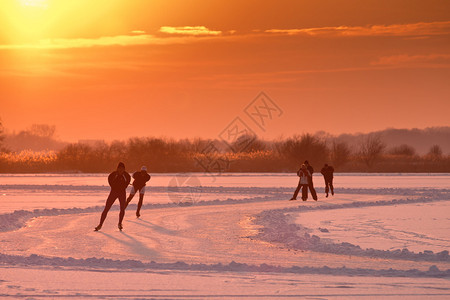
[
  {"x1": 131, "y1": 30, "x2": 146, "y2": 34},
  {"x1": 372, "y1": 54, "x2": 450, "y2": 66},
  {"x1": 159, "y1": 26, "x2": 222, "y2": 36},
  {"x1": 265, "y1": 21, "x2": 450, "y2": 38},
  {"x1": 0, "y1": 26, "x2": 224, "y2": 50},
  {"x1": 0, "y1": 33, "x2": 195, "y2": 50},
  {"x1": 3, "y1": 21, "x2": 449, "y2": 51}
]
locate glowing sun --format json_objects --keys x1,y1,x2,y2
[{"x1": 20, "y1": 0, "x2": 48, "y2": 9}]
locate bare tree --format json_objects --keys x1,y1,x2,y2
[
  {"x1": 0, "y1": 118, "x2": 7, "y2": 154},
  {"x1": 427, "y1": 144, "x2": 443, "y2": 160},
  {"x1": 388, "y1": 144, "x2": 416, "y2": 156},
  {"x1": 330, "y1": 140, "x2": 351, "y2": 168},
  {"x1": 279, "y1": 134, "x2": 328, "y2": 166},
  {"x1": 0, "y1": 118, "x2": 4, "y2": 147},
  {"x1": 359, "y1": 134, "x2": 386, "y2": 169},
  {"x1": 192, "y1": 138, "x2": 215, "y2": 153},
  {"x1": 30, "y1": 124, "x2": 56, "y2": 138},
  {"x1": 231, "y1": 134, "x2": 266, "y2": 153}
]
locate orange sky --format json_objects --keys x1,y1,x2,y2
[{"x1": 1, "y1": 0, "x2": 449, "y2": 142}]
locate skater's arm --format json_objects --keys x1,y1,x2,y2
[
  {"x1": 107, "y1": 172, "x2": 115, "y2": 187},
  {"x1": 125, "y1": 173, "x2": 131, "y2": 186}
]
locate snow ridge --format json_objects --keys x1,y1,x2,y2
[
  {"x1": 261, "y1": 194, "x2": 449, "y2": 215},
  {"x1": 0, "y1": 253, "x2": 448, "y2": 278},
  {"x1": 254, "y1": 208, "x2": 450, "y2": 263}
]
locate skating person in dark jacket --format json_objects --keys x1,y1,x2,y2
[
  {"x1": 290, "y1": 164, "x2": 311, "y2": 201},
  {"x1": 126, "y1": 166, "x2": 151, "y2": 218},
  {"x1": 304, "y1": 160, "x2": 318, "y2": 200},
  {"x1": 95, "y1": 162, "x2": 131, "y2": 231},
  {"x1": 321, "y1": 163, "x2": 335, "y2": 197}
]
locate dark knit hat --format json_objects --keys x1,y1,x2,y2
[{"x1": 117, "y1": 162, "x2": 125, "y2": 169}]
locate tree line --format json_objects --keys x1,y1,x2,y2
[{"x1": 0, "y1": 126, "x2": 449, "y2": 173}]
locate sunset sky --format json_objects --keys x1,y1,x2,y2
[{"x1": 1, "y1": 0, "x2": 449, "y2": 142}]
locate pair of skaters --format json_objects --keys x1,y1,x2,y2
[
  {"x1": 94, "y1": 162, "x2": 151, "y2": 231},
  {"x1": 290, "y1": 160, "x2": 335, "y2": 201}
]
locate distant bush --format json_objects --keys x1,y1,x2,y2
[
  {"x1": 388, "y1": 144, "x2": 416, "y2": 157},
  {"x1": 0, "y1": 134, "x2": 449, "y2": 173},
  {"x1": 0, "y1": 150, "x2": 57, "y2": 173},
  {"x1": 427, "y1": 144, "x2": 443, "y2": 160},
  {"x1": 0, "y1": 118, "x2": 5, "y2": 151},
  {"x1": 330, "y1": 141, "x2": 352, "y2": 169}
]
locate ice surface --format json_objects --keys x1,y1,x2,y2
[
  {"x1": 1, "y1": 172, "x2": 449, "y2": 188},
  {"x1": 295, "y1": 202, "x2": 450, "y2": 253},
  {"x1": 0, "y1": 173, "x2": 449, "y2": 298},
  {"x1": 2, "y1": 266, "x2": 449, "y2": 299}
]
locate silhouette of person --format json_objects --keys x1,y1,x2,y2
[
  {"x1": 290, "y1": 164, "x2": 311, "y2": 201},
  {"x1": 321, "y1": 163, "x2": 335, "y2": 197},
  {"x1": 95, "y1": 162, "x2": 131, "y2": 231},
  {"x1": 126, "y1": 166, "x2": 151, "y2": 218},
  {"x1": 304, "y1": 160, "x2": 318, "y2": 200}
]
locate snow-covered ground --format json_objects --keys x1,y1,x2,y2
[
  {"x1": 294, "y1": 201, "x2": 450, "y2": 253},
  {"x1": 0, "y1": 173, "x2": 449, "y2": 299}
]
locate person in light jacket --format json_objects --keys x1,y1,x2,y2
[
  {"x1": 304, "y1": 160, "x2": 318, "y2": 200},
  {"x1": 126, "y1": 166, "x2": 151, "y2": 218},
  {"x1": 290, "y1": 164, "x2": 311, "y2": 201}
]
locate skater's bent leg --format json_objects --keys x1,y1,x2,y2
[
  {"x1": 126, "y1": 193, "x2": 135, "y2": 208},
  {"x1": 118, "y1": 193, "x2": 127, "y2": 225},
  {"x1": 302, "y1": 185, "x2": 308, "y2": 200},
  {"x1": 292, "y1": 183, "x2": 301, "y2": 199},
  {"x1": 126, "y1": 186, "x2": 137, "y2": 205},
  {"x1": 330, "y1": 179, "x2": 334, "y2": 195},
  {"x1": 309, "y1": 183, "x2": 317, "y2": 200},
  {"x1": 136, "y1": 194, "x2": 144, "y2": 217},
  {"x1": 127, "y1": 193, "x2": 135, "y2": 202},
  {"x1": 99, "y1": 193, "x2": 117, "y2": 226}
]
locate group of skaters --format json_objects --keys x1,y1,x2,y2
[
  {"x1": 94, "y1": 162, "x2": 151, "y2": 231},
  {"x1": 94, "y1": 160, "x2": 335, "y2": 231},
  {"x1": 290, "y1": 160, "x2": 335, "y2": 201}
]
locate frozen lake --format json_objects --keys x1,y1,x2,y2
[{"x1": 0, "y1": 173, "x2": 449, "y2": 298}]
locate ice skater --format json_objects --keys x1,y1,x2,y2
[
  {"x1": 304, "y1": 160, "x2": 318, "y2": 200},
  {"x1": 320, "y1": 163, "x2": 335, "y2": 197},
  {"x1": 290, "y1": 164, "x2": 311, "y2": 201},
  {"x1": 126, "y1": 166, "x2": 151, "y2": 218},
  {"x1": 95, "y1": 162, "x2": 131, "y2": 231}
]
